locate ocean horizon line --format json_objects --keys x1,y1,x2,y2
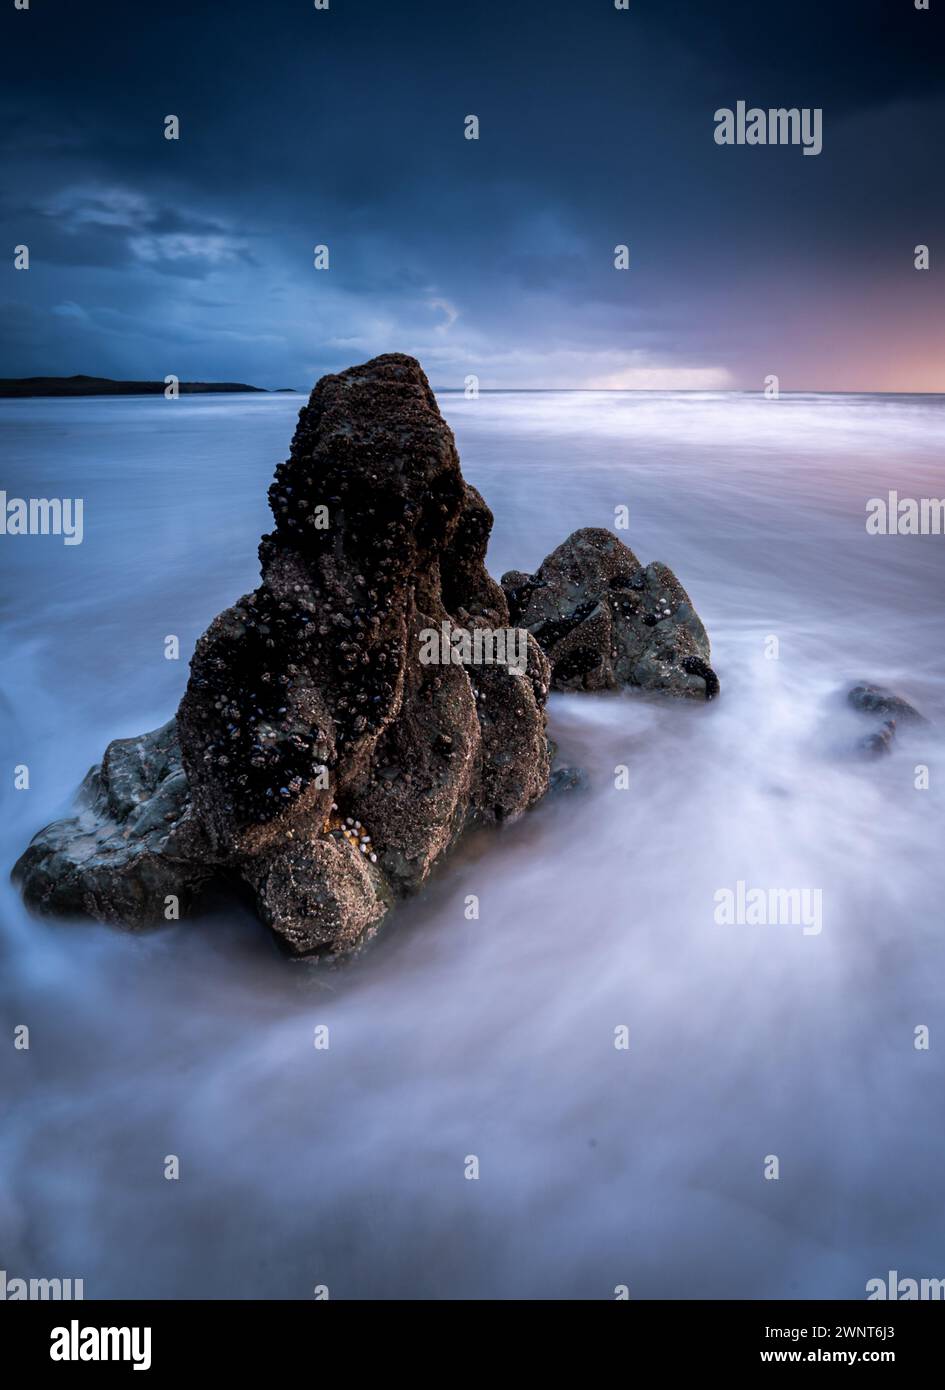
[{"x1": 4, "y1": 386, "x2": 943, "y2": 399}]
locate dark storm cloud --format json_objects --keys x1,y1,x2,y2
[
  {"x1": 1, "y1": 0, "x2": 942, "y2": 388},
  {"x1": 1, "y1": 185, "x2": 257, "y2": 275}
]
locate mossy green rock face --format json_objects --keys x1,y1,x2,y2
[
  {"x1": 16, "y1": 355, "x2": 552, "y2": 957},
  {"x1": 502, "y1": 527, "x2": 718, "y2": 700}
]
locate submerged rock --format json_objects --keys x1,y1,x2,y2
[
  {"x1": 846, "y1": 681, "x2": 928, "y2": 758},
  {"x1": 548, "y1": 765, "x2": 590, "y2": 797},
  {"x1": 857, "y1": 720, "x2": 898, "y2": 759},
  {"x1": 14, "y1": 354, "x2": 550, "y2": 956},
  {"x1": 13, "y1": 720, "x2": 212, "y2": 926},
  {"x1": 847, "y1": 682, "x2": 926, "y2": 726},
  {"x1": 502, "y1": 527, "x2": 718, "y2": 699}
]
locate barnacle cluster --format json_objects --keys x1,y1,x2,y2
[{"x1": 321, "y1": 802, "x2": 377, "y2": 862}]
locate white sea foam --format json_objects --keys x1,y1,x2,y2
[{"x1": 1, "y1": 390, "x2": 943, "y2": 1297}]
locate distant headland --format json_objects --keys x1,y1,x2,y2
[{"x1": 0, "y1": 375, "x2": 293, "y2": 399}]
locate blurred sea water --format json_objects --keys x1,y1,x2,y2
[{"x1": 1, "y1": 389, "x2": 943, "y2": 1298}]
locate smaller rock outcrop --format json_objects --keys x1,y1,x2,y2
[
  {"x1": 502, "y1": 528, "x2": 717, "y2": 699},
  {"x1": 13, "y1": 720, "x2": 212, "y2": 925},
  {"x1": 847, "y1": 681, "x2": 928, "y2": 758}
]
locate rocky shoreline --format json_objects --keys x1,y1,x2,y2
[
  {"x1": 0, "y1": 375, "x2": 270, "y2": 398},
  {"x1": 14, "y1": 353, "x2": 723, "y2": 956}
]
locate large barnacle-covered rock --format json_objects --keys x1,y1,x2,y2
[{"x1": 15, "y1": 354, "x2": 551, "y2": 955}]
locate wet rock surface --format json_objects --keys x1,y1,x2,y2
[
  {"x1": 848, "y1": 682, "x2": 926, "y2": 726},
  {"x1": 13, "y1": 720, "x2": 212, "y2": 926},
  {"x1": 502, "y1": 527, "x2": 718, "y2": 699},
  {"x1": 847, "y1": 681, "x2": 928, "y2": 758},
  {"x1": 14, "y1": 354, "x2": 551, "y2": 956}
]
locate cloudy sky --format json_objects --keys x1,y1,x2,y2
[{"x1": 1, "y1": 0, "x2": 942, "y2": 390}]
